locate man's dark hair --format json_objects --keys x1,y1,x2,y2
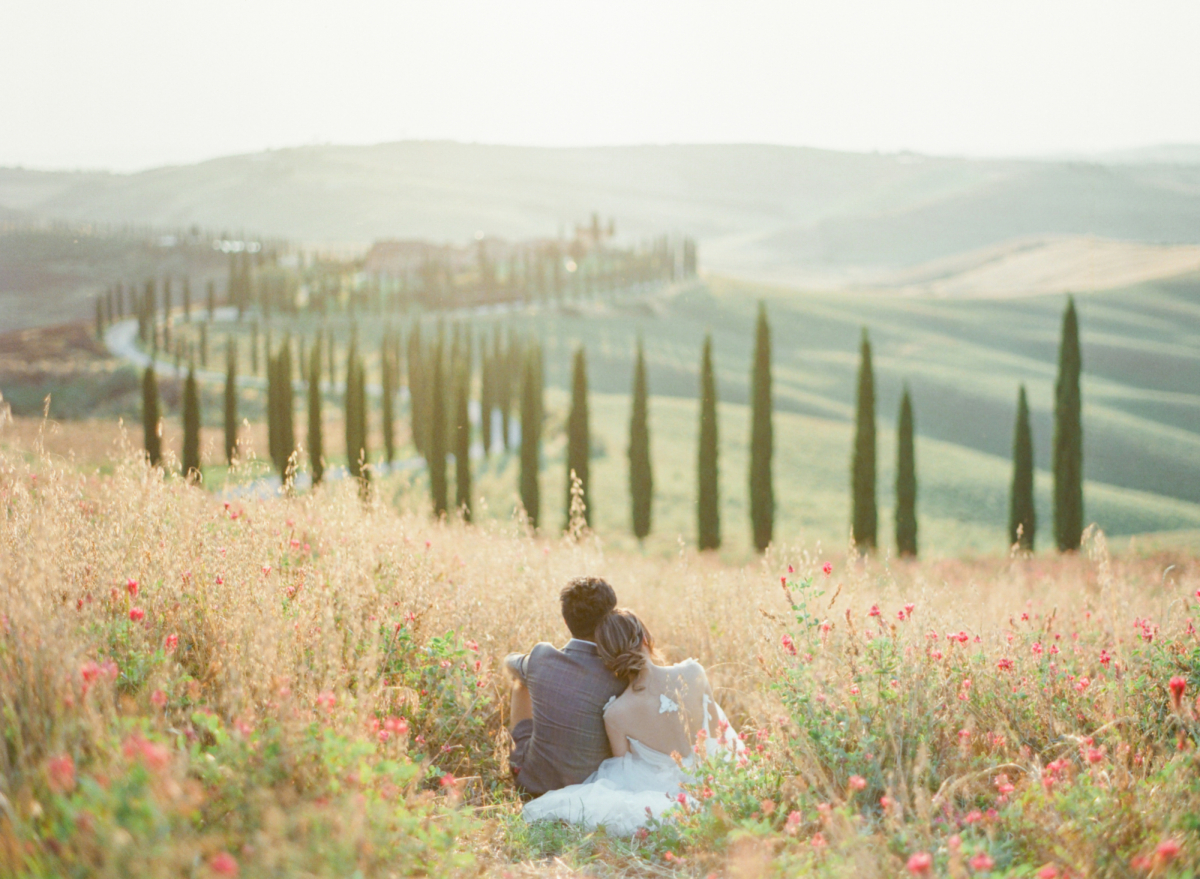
[{"x1": 560, "y1": 576, "x2": 617, "y2": 640}]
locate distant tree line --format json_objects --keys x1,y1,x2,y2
[{"x1": 130, "y1": 247, "x2": 1086, "y2": 556}]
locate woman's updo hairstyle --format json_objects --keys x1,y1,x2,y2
[{"x1": 595, "y1": 608, "x2": 661, "y2": 688}]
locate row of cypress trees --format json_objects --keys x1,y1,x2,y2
[
  {"x1": 845, "y1": 296, "x2": 1085, "y2": 557},
  {"x1": 1007, "y1": 296, "x2": 1084, "y2": 552},
  {"x1": 848, "y1": 330, "x2": 919, "y2": 556},
  {"x1": 142, "y1": 295, "x2": 1085, "y2": 555}
]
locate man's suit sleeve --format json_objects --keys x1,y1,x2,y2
[{"x1": 505, "y1": 651, "x2": 530, "y2": 682}]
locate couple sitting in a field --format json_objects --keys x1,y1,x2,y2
[{"x1": 506, "y1": 576, "x2": 743, "y2": 835}]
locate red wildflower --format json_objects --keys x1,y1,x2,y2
[
  {"x1": 126, "y1": 578, "x2": 138, "y2": 597},
  {"x1": 868, "y1": 605, "x2": 881, "y2": 618},
  {"x1": 969, "y1": 852, "x2": 994, "y2": 872},
  {"x1": 1037, "y1": 866, "x2": 1059, "y2": 879},
  {"x1": 907, "y1": 852, "x2": 933, "y2": 874},
  {"x1": 849, "y1": 775, "x2": 866, "y2": 791},
  {"x1": 785, "y1": 810, "x2": 802, "y2": 834},
  {"x1": 47, "y1": 753, "x2": 75, "y2": 793},
  {"x1": 165, "y1": 633, "x2": 179, "y2": 651},
  {"x1": 1156, "y1": 838, "x2": 1181, "y2": 864},
  {"x1": 151, "y1": 689, "x2": 167, "y2": 707},
  {"x1": 1169, "y1": 676, "x2": 1187, "y2": 710},
  {"x1": 129, "y1": 607, "x2": 145, "y2": 622},
  {"x1": 209, "y1": 852, "x2": 239, "y2": 876},
  {"x1": 822, "y1": 562, "x2": 833, "y2": 576},
  {"x1": 781, "y1": 634, "x2": 797, "y2": 655}
]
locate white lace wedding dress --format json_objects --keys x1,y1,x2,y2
[{"x1": 521, "y1": 693, "x2": 744, "y2": 836}]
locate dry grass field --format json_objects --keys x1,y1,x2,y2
[{"x1": 2, "y1": 413, "x2": 1199, "y2": 878}]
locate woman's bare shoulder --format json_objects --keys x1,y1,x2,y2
[
  {"x1": 603, "y1": 687, "x2": 636, "y2": 716},
  {"x1": 672, "y1": 658, "x2": 707, "y2": 680}
]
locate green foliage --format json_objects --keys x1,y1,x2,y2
[
  {"x1": 749, "y1": 301, "x2": 774, "y2": 552},
  {"x1": 181, "y1": 364, "x2": 200, "y2": 481},
  {"x1": 141, "y1": 366, "x2": 160, "y2": 467},
  {"x1": 565, "y1": 346, "x2": 591, "y2": 528},
  {"x1": 895, "y1": 386, "x2": 917, "y2": 556},
  {"x1": 697, "y1": 334, "x2": 720, "y2": 550},
  {"x1": 1054, "y1": 296, "x2": 1084, "y2": 551},
  {"x1": 1009, "y1": 383, "x2": 1036, "y2": 550},
  {"x1": 629, "y1": 337, "x2": 652, "y2": 541},
  {"x1": 851, "y1": 328, "x2": 877, "y2": 550}
]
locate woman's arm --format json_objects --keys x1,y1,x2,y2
[{"x1": 604, "y1": 702, "x2": 630, "y2": 757}]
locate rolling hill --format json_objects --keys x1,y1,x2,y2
[{"x1": 4, "y1": 142, "x2": 1200, "y2": 283}]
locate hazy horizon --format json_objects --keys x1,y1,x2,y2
[
  {"x1": 5, "y1": 0, "x2": 1200, "y2": 172},
  {"x1": 7, "y1": 136, "x2": 1200, "y2": 176}
]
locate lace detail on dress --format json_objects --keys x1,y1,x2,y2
[
  {"x1": 658, "y1": 693, "x2": 680, "y2": 714},
  {"x1": 603, "y1": 695, "x2": 617, "y2": 713}
]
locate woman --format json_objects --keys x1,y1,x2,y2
[{"x1": 521, "y1": 609, "x2": 744, "y2": 835}]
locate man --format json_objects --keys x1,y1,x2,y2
[{"x1": 505, "y1": 576, "x2": 627, "y2": 795}]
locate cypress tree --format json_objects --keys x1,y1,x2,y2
[
  {"x1": 224, "y1": 338, "x2": 238, "y2": 464},
  {"x1": 851, "y1": 329, "x2": 878, "y2": 550},
  {"x1": 454, "y1": 360, "x2": 472, "y2": 521},
  {"x1": 345, "y1": 338, "x2": 366, "y2": 482},
  {"x1": 199, "y1": 321, "x2": 208, "y2": 368},
  {"x1": 250, "y1": 321, "x2": 259, "y2": 375},
  {"x1": 499, "y1": 324, "x2": 513, "y2": 450},
  {"x1": 480, "y1": 333, "x2": 493, "y2": 456},
  {"x1": 352, "y1": 350, "x2": 369, "y2": 497},
  {"x1": 895, "y1": 386, "x2": 917, "y2": 557},
  {"x1": 308, "y1": 334, "x2": 324, "y2": 486},
  {"x1": 1009, "y1": 384, "x2": 1036, "y2": 551},
  {"x1": 697, "y1": 334, "x2": 720, "y2": 551},
  {"x1": 206, "y1": 280, "x2": 215, "y2": 318},
  {"x1": 142, "y1": 365, "x2": 161, "y2": 467},
  {"x1": 407, "y1": 323, "x2": 424, "y2": 456},
  {"x1": 95, "y1": 296, "x2": 104, "y2": 339},
  {"x1": 519, "y1": 343, "x2": 543, "y2": 530},
  {"x1": 382, "y1": 334, "x2": 396, "y2": 464},
  {"x1": 749, "y1": 302, "x2": 774, "y2": 552},
  {"x1": 429, "y1": 332, "x2": 448, "y2": 517},
  {"x1": 182, "y1": 277, "x2": 191, "y2": 322},
  {"x1": 279, "y1": 339, "x2": 295, "y2": 479},
  {"x1": 182, "y1": 363, "x2": 201, "y2": 481},
  {"x1": 565, "y1": 346, "x2": 591, "y2": 528},
  {"x1": 1053, "y1": 297, "x2": 1084, "y2": 551},
  {"x1": 327, "y1": 328, "x2": 337, "y2": 388},
  {"x1": 345, "y1": 354, "x2": 359, "y2": 478},
  {"x1": 266, "y1": 347, "x2": 280, "y2": 473},
  {"x1": 629, "y1": 337, "x2": 652, "y2": 541}
]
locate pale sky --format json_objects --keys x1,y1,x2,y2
[{"x1": 3, "y1": 0, "x2": 1198, "y2": 172}]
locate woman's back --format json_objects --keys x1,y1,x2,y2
[{"x1": 603, "y1": 659, "x2": 714, "y2": 758}]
